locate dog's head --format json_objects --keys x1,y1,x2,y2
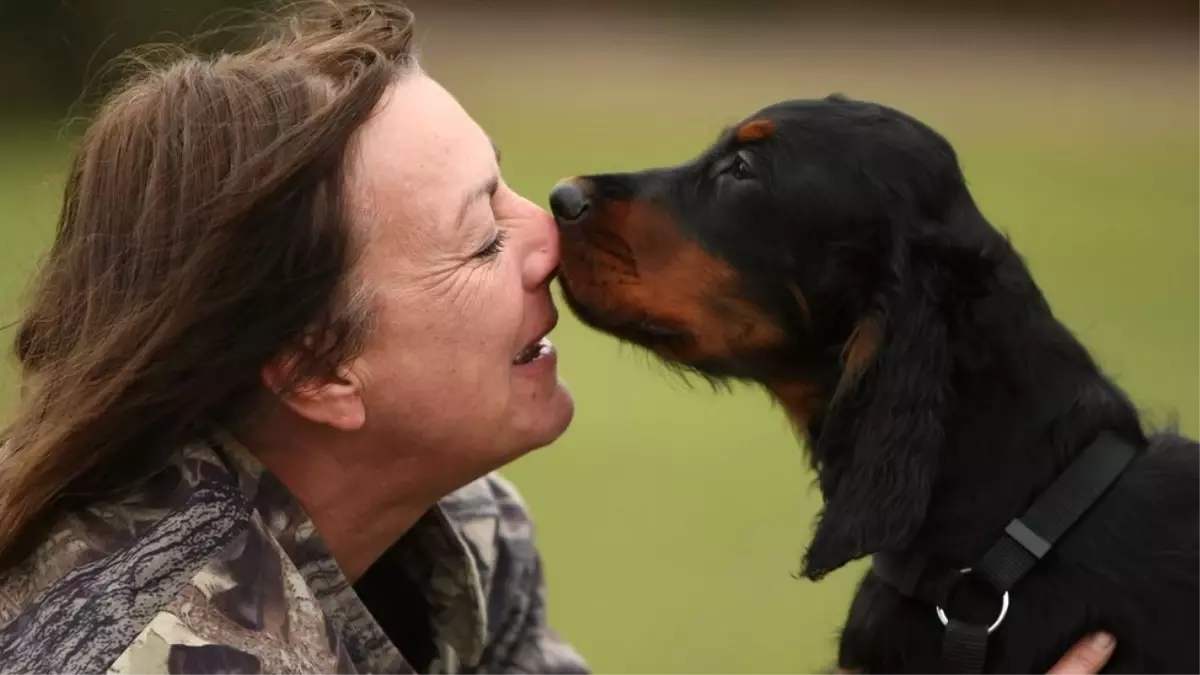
[{"x1": 553, "y1": 95, "x2": 1002, "y2": 579}]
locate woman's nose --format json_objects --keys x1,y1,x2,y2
[{"x1": 523, "y1": 206, "x2": 561, "y2": 290}]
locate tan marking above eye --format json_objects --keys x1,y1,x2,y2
[{"x1": 735, "y1": 119, "x2": 776, "y2": 143}]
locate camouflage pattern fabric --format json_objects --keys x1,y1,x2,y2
[{"x1": 0, "y1": 429, "x2": 589, "y2": 674}]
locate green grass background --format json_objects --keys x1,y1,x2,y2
[{"x1": 1, "y1": 16, "x2": 1197, "y2": 673}]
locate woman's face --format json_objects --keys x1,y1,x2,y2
[{"x1": 342, "y1": 72, "x2": 573, "y2": 479}]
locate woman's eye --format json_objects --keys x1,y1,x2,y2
[{"x1": 474, "y1": 229, "x2": 507, "y2": 259}]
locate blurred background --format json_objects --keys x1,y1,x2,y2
[{"x1": 1, "y1": 0, "x2": 1196, "y2": 672}]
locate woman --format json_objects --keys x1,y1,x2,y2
[{"x1": 0, "y1": 1, "x2": 1115, "y2": 672}]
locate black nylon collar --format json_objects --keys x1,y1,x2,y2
[{"x1": 870, "y1": 432, "x2": 1139, "y2": 673}]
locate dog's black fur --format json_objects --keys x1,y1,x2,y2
[{"x1": 549, "y1": 95, "x2": 1199, "y2": 673}]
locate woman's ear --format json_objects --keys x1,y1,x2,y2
[
  {"x1": 261, "y1": 351, "x2": 368, "y2": 432},
  {"x1": 801, "y1": 245, "x2": 952, "y2": 581}
]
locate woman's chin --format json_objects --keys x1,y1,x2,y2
[{"x1": 509, "y1": 378, "x2": 575, "y2": 454}]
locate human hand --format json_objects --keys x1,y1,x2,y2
[
  {"x1": 826, "y1": 631, "x2": 1115, "y2": 674},
  {"x1": 1046, "y1": 632, "x2": 1116, "y2": 674}
]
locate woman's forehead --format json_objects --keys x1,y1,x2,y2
[
  {"x1": 358, "y1": 75, "x2": 492, "y2": 182},
  {"x1": 347, "y1": 75, "x2": 496, "y2": 235}
]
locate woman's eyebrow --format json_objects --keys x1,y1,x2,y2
[
  {"x1": 451, "y1": 138, "x2": 502, "y2": 230},
  {"x1": 455, "y1": 175, "x2": 501, "y2": 230}
]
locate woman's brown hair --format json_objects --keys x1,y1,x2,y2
[{"x1": 0, "y1": 0, "x2": 417, "y2": 562}]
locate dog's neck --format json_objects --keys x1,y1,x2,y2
[
  {"x1": 917, "y1": 315, "x2": 1141, "y2": 564},
  {"x1": 931, "y1": 253, "x2": 1144, "y2": 563},
  {"x1": 779, "y1": 240, "x2": 1146, "y2": 573}
]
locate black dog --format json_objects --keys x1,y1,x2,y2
[{"x1": 549, "y1": 95, "x2": 1198, "y2": 673}]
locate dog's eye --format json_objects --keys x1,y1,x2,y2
[
  {"x1": 718, "y1": 152, "x2": 755, "y2": 181},
  {"x1": 731, "y1": 156, "x2": 754, "y2": 179}
]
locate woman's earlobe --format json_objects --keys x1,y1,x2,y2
[
  {"x1": 259, "y1": 358, "x2": 368, "y2": 432},
  {"x1": 318, "y1": 362, "x2": 369, "y2": 431}
]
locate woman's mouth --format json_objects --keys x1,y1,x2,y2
[{"x1": 513, "y1": 337, "x2": 554, "y2": 365}]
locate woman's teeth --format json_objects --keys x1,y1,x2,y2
[{"x1": 513, "y1": 338, "x2": 550, "y2": 365}]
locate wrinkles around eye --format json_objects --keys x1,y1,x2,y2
[{"x1": 410, "y1": 258, "x2": 490, "y2": 312}]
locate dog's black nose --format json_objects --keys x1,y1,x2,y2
[{"x1": 549, "y1": 180, "x2": 590, "y2": 225}]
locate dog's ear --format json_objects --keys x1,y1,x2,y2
[{"x1": 801, "y1": 240, "x2": 952, "y2": 580}]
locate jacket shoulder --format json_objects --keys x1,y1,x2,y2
[{"x1": 0, "y1": 480, "x2": 252, "y2": 673}]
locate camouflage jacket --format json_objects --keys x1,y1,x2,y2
[{"x1": 0, "y1": 430, "x2": 589, "y2": 674}]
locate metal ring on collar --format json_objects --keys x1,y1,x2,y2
[{"x1": 935, "y1": 567, "x2": 1010, "y2": 634}]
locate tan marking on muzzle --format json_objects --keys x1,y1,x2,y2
[{"x1": 558, "y1": 199, "x2": 786, "y2": 363}]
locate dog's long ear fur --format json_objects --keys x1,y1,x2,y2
[{"x1": 802, "y1": 236, "x2": 953, "y2": 580}]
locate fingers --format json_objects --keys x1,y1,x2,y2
[{"x1": 1046, "y1": 632, "x2": 1116, "y2": 674}]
